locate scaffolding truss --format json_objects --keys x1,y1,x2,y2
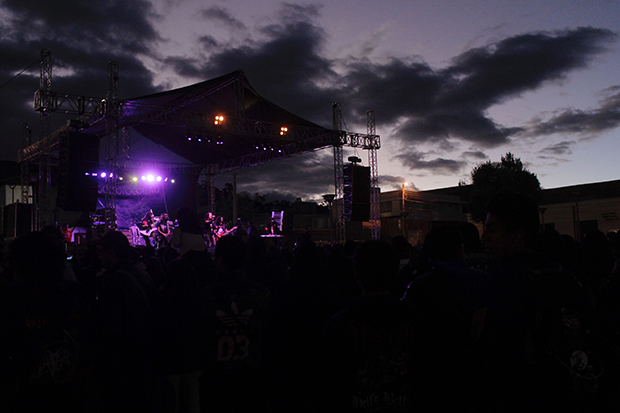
[{"x1": 20, "y1": 51, "x2": 380, "y2": 239}]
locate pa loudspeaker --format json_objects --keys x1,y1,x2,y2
[
  {"x1": 3, "y1": 203, "x2": 33, "y2": 238},
  {"x1": 343, "y1": 164, "x2": 371, "y2": 221},
  {"x1": 56, "y1": 132, "x2": 100, "y2": 212}
]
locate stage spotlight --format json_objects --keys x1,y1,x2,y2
[
  {"x1": 164, "y1": 177, "x2": 168, "y2": 182},
  {"x1": 187, "y1": 137, "x2": 192, "y2": 141},
  {"x1": 132, "y1": 176, "x2": 138, "y2": 182},
  {"x1": 147, "y1": 175, "x2": 154, "y2": 182},
  {"x1": 171, "y1": 179, "x2": 175, "y2": 183},
  {"x1": 141, "y1": 176, "x2": 146, "y2": 181},
  {"x1": 119, "y1": 176, "x2": 124, "y2": 181},
  {"x1": 156, "y1": 176, "x2": 162, "y2": 182},
  {"x1": 84, "y1": 172, "x2": 90, "y2": 176},
  {"x1": 280, "y1": 126, "x2": 288, "y2": 136},
  {"x1": 101, "y1": 172, "x2": 107, "y2": 178},
  {"x1": 214, "y1": 115, "x2": 225, "y2": 126}
]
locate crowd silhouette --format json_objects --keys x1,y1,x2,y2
[{"x1": 1, "y1": 191, "x2": 620, "y2": 412}]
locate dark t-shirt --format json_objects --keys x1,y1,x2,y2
[
  {"x1": 201, "y1": 273, "x2": 271, "y2": 371},
  {"x1": 482, "y1": 252, "x2": 604, "y2": 411},
  {"x1": 0, "y1": 281, "x2": 82, "y2": 412},
  {"x1": 319, "y1": 295, "x2": 422, "y2": 412}
]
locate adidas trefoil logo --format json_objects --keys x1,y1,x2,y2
[{"x1": 216, "y1": 301, "x2": 253, "y2": 327}]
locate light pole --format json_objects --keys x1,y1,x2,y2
[
  {"x1": 323, "y1": 194, "x2": 335, "y2": 245},
  {"x1": 401, "y1": 182, "x2": 408, "y2": 238}
]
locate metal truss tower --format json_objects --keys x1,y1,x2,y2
[
  {"x1": 207, "y1": 164, "x2": 216, "y2": 214},
  {"x1": 103, "y1": 61, "x2": 120, "y2": 230},
  {"x1": 367, "y1": 110, "x2": 380, "y2": 240},
  {"x1": 36, "y1": 49, "x2": 53, "y2": 229},
  {"x1": 20, "y1": 123, "x2": 32, "y2": 204},
  {"x1": 332, "y1": 103, "x2": 345, "y2": 244}
]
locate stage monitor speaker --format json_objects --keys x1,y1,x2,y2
[
  {"x1": 3, "y1": 203, "x2": 33, "y2": 238},
  {"x1": 57, "y1": 132, "x2": 100, "y2": 212},
  {"x1": 344, "y1": 164, "x2": 371, "y2": 221}
]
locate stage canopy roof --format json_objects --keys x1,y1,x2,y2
[
  {"x1": 89, "y1": 70, "x2": 335, "y2": 169},
  {"x1": 21, "y1": 70, "x2": 378, "y2": 172}
]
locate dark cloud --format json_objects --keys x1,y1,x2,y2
[
  {"x1": 526, "y1": 85, "x2": 620, "y2": 136},
  {"x1": 198, "y1": 35, "x2": 219, "y2": 49},
  {"x1": 540, "y1": 141, "x2": 574, "y2": 155},
  {"x1": 535, "y1": 155, "x2": 571, "y2": 169},
  {"x1": 462, "y1": 150, "x2": 488, "y2": 159},
  {"x1": 199, "y1": 6, "x2": 246, "y2": 31},
  {"x1": 341, "y1": 27, "x2": 615, "y2": 148},
  {"x1": 443, "y1": 28, "x2": 615, "y2": 108},
  {"x1": 1, "y1": 1, "x2": 618, "y2": 195},
  {"x1": 1, "y1": 0, "x2": 161, "y2": 56},
  {"x1": 0, "y1": 0, "x2": 162, "y2": 158},
  {"x1": 164, "y1": 4, "x2": 337, "y2": 125},
  {"x1": 392, "y1": 149, "x2": 468, "y2": 175},
  {"x1": 162, "y1": 55, "x2": 204, "y2": 78},
  {"x1": 221, "y1": 151, "x2": 335, "y2": 202},
  {"x1": 378, "y1": 174, "x2": 418, "y2": 191},
  {"x1": 170, "y1": 14, "x2": 615, "y2": 180}
]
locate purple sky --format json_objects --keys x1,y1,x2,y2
[{"x1": 1, "y1": 0, "x2": 620, "y2": 202}]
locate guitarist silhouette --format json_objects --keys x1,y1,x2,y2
[{"x1": 138, "y1": 209, "x2": 157, "y2": 246}]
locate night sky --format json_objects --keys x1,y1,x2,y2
[{"x1": 1, "y1": 0, "x2": 619, "y2": 202}]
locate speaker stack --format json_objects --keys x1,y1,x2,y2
[
  {"x1": 343, "y1": 164, "x2": 371, "y2": 221},
  {"x1": 56, "y1": 132, "x2": 100, "y2": 212}
]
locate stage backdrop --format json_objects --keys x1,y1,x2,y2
[{"x1": 96, "y1": 172, "x2": 199, "y2": 229}]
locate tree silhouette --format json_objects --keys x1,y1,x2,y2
[{"x1": 468, "y1": 152, "x2": 541, "y2": 222}]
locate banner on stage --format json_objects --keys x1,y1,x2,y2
[{"x1": 97, "y1": 182, "x2": 168, "y2": 229}]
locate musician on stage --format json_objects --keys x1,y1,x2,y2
[
  {"x1": 156, "y1": 213, "x2": 171, "y2": 248},
  {"x1": 213, "y1": 216, "x2": 236, "y2": 241},
  {"x1": 61, "y1": 223, "x2": 73, "y2": 243},
  {"x1": 265, "y1": 218, "x2": 280, "y2": 236},
  {"x1": 204, "y1": 212, "x2": 216, "y2": 248},
  {"x1": 139, "y1": 209, "x2": 157, "y2": 247}
]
